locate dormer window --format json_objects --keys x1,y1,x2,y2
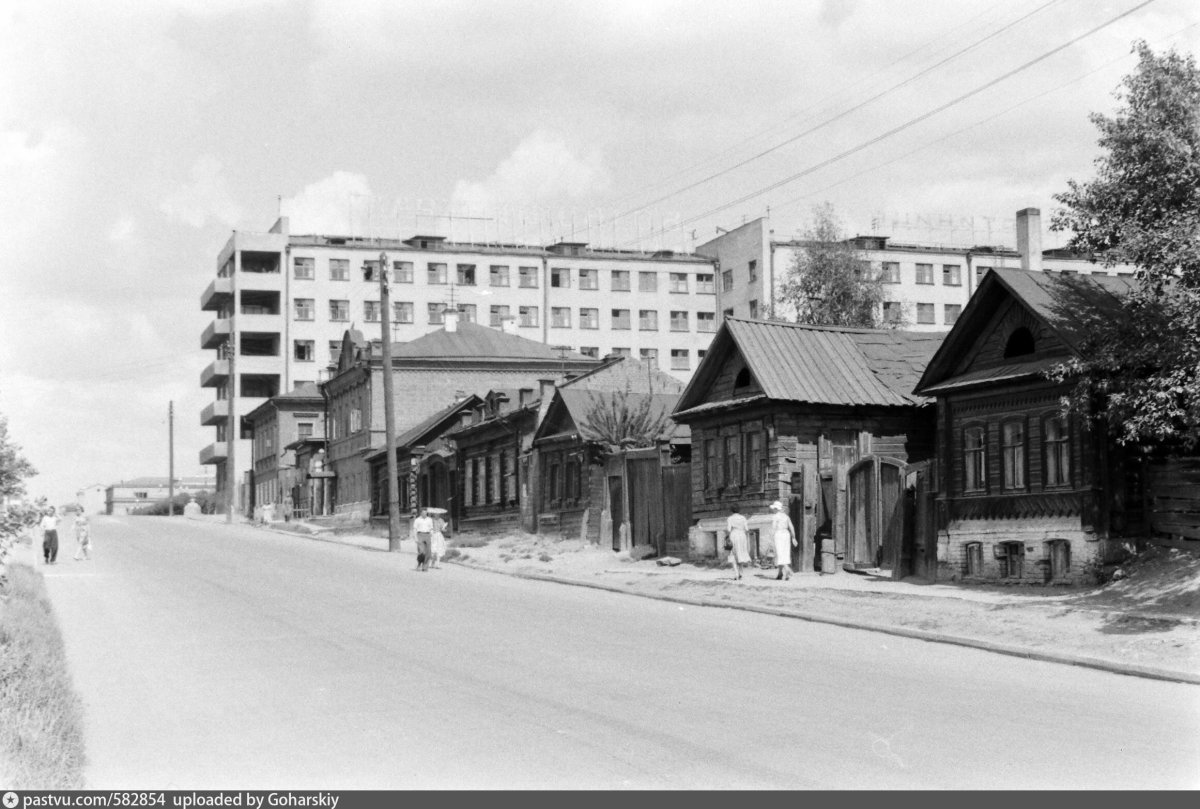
[
  {"x1": 734, "y1": 367, "x2": 753, "y2": 389},
  {"x1": 1003, "y1": 327, "x2": 1036, "y2": 358}
]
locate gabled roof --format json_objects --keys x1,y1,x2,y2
[
  {"x1": 366, "y1": 395, "x2": 483, "y2": 461},
  {"x1": 559, "y1": 355, "x2": 685, "y2": 395},
  {"x1": 536, "y1": 388, "x2": 687, "y2": 444},
  {"x1": 390, "y1": 321, "x2": 594, "y2": 364},
  {"x1": 675, "y1": 318, "x2": 943, "y2": 417},
  {"x1": 914, "y1": 268, "x2": 1136, "y2": 395},
  {"x1": 275, "y1": 381, "x2": 323, "y2": 400}
]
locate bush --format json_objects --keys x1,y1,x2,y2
[
  {"x1": 0, "y1": 564, "x2": 87, "y2": 788},
  {"x1": 449, "y1": 535, "x2": 490, "y2": 549},
  {"x1": 132, "y1": 490, "x2": 219, "y2": 516}
]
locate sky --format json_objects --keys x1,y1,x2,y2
[{"x1": 2, "y1": 0, "x2": 1198, "y2": 506}]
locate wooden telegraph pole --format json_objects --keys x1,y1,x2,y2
[
  {"x1": 168, "y1": 401, "x2": 175, "y2": 516},
  {"x1": 379, "y1": 251, "x2": 403, "y2": 551}
]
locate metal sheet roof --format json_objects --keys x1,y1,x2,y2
[{"x1": 391, "y1": 321, "x2": 593, "y2": 363}]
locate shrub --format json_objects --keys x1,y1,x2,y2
[{"x1": 132, "y1": 490, "x2": 219, "y2": 516}]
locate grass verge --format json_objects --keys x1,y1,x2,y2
[{"x1": 0, "y1": 562, "x2": 87, "y2": 789}]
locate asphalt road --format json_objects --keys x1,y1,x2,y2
[{"x1": 39, "y1": 516, "x2": 1200, "y2": 790}]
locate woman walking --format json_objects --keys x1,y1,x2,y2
[
  {"x1": 725, "y1": 506, "x2": 750, "y2": 580},
  {"x1": 73, "y1": 512, "x2": 92, "y2": 561},
  {"x1": 430, "y1": 513, "x2": 446, "y2": 569},
  {"x1": 769, "y1": 500, "x2": 797, "y2": 581}
]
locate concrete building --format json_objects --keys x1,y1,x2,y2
[
  {"x1": 696, "y1": 208, "x2": 1137, "y2": 331},
  {"x1": 105, "y1": 476, "x2": 216, "y2": 515},
  {"x1": 200, "y1": 217, "x2": 719, "y2": 509}
]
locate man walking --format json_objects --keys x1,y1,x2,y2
[
  {"x1": 40, "y1": 507, "x2": 60, "y2": 565},
  {"x1": 412, "y1": 508, "x2": 433, "y2": 572}
]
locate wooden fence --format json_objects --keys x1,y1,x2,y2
[{"x1": 1148, "y1": 458, "x2": 1200, "y2": 541}]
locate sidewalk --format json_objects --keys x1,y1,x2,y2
[{"x1": 264, "y1": 520, "x2": 1200, "y2": 685}]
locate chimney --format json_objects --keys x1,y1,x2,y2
[
  {"x1": 500, "y1": 316, "x2": 518, "y2": 335},
  {"x1": 1016, "y1": 208, "x2": 1043, "y2": 272},
  {"x1": 443, "y1": 307, "x2": 459, "y2": 332}
]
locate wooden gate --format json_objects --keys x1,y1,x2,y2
[
  {"x1": 895, "y1": 461, "x2": 937, "y2": 581},
  {"x1": 660, "y1": 463, "x2": 692, "y2": 557},
  {"x1": 845, "y1": 455, "x2": 905, "y2": 571},
  {"x1": 608, "y1": 475, "x2": 624, "y2": 551},
  {"x1": 627, "y1": 456, "x2": 662, "y2": 550}
]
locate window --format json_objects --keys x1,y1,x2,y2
[
  {"x1": 965, "y1": 542, "x2": 983, "y2": 577},
  {"x1": 944, "y1": 304, "x2": 962, "y2": 325},
  {"x1": 297, "y1": 422, "x2": 313, "y2": 440},
  {"x1": 294, "y1": 298, "x2": 314, "y2": 320},
  {"x1": 669, "y1": 273, "x2": 688, "y2": 293},
  {"x1": 293, "y1": 257, "x2": 314, "y2": 280},
  {"x1": 670, "y1": 349, "x2": 689, "y2": 370},
  {"x1": 1044, "y1": 415, "x2": 1071, "y2": 487},
  {"x1": 612, "y1": 270, "x2": 630, "y2": 291},
  {"x1": 1002, "y1": 420, "x2": 1026, "y2": 490},
  {"x1": 551, "y1": 267, "x2": 571, "y2": 288},
  {"x1": 722, "y1": 269, "x2": 734, "y2": 292},
  {"x1": 363, "y1": 260, "x2": 381, "y2": 282},
  {"x1": 723, "y1": 434, "x2": 740, "y2": 489},
  {"x1": 697, "y1": 312, "x2": 716, "y2": 332},
  {"x1": 670, "y1": 311, "x2": 688, "y2": 331},
  {"x1": 518, "y1": 266, "x2": 539, "y2": 288},
  {"x1": 611, "y1": 347, "x2": 631, "y2": 357},
  {"x1": 880, "y1": 261, "x2": 900, "y2": 284},
  {"x1": 942, "y1": 264, "x2": 962, "y2": 286},
  {"x1": 748, "y1": 260, "x2": 757, "y2": 281},
  {"x1": 723, "y1": 307, "x2": 734, "y2": 318},
  {"x1": 883, "y1": 301, "x2": 903, "y2": 324},
  {"x1": 749, "y1": 300, "x2": 759, "y2": 319},
  {"x1": 329, "y1": 300, "x2": 349, "y2": 321},
  {"x1": 428, "y1": 302, "x2": 446, "y2": 325},
  {"x1": 612, "y1": 309, "x2": 630, "y2": 330},
  {"x1": 330, "y1": 259, "x2": 349, "y2": 281},
  {"x1": 519, "y1": 306, "x2": 538, "y2": 327},
  {"x1": 1004, "y1": 327, "x2": 1036, "y2": 358},
  {"x1": 577, "y1": 268, "x2": 598, "y2": 290},
  {"x1": 427, "y1": 263, "x2": 448, "y2": 285},
  {"x1": 704, "y1": 439, "x2": 720, "y2": 489},
  {"x1": 854, "y1": 260, "x2": 871, "y2": 279},
  {"x1": 393, "y1": 301, "x2": 413, "y2": 324},
  {"x1": 393, "y1": 261, "x2": 414, "y2": 283},
  {"x1": 639, "y1": 348, "x2": 658, "y2": 367},
  {"x1": 916, "y1": 303, "x2": 935, "y2": 324},
  {"x1": 364, "y1": 301, "x2": 381, "y2": 322},
  {"x1": 638, "y1": 272, "x2": 657, "y2": 292},
  {"x1": 639, "y1": 310, "x2": 658, "y2": 331},
  {"x1": 457, "y1": 264, "x2": 476, "y2": 285},
  {"x1": 735, "y1": 367, "x2": 753, "y2": 389},
  {"x1": 697, "y1": 349, "x2": 707, "y2": 362},
  {"x1": 696, "y1": 273, "x2": 715, "y2": 294},
  {"x1": 579, "y1": 308, "x2": 599, "y2": 329},
  {"x1": 551, "y1": 307, "x2": 571, "y2": 328},
  {"x1": 457, "y1": 303, "x2": 476, "y2": 323},
  {"x1": 329, "y1": 341, "x2": 341, "y2": 365},
  {"x1": 745, "y1": 431, "x2": 765, "y2": 486},
  {"x1": 915, "y1": 263, "x2": 934, "y2": 285},
  {"x1": 489, "y1": 265, "x2": 510, "y2": 287},
  {"x1": 489, "y1": 305, "x2": 511, "y2": 327},
  {"x1": 998, "y1": 541, "x2": 1024, "y2": 579},
  {"x1": 976, "y1": 265, "x2": 992, "y2": 284},
  {"x1": 294, "y1": 340, "x2": 315, "y2": 362},
  {"x1": 964, "y1": 426, "x2": 986, "y2": 492},
  {"x1": 579, "y1": 346, "x2": 599, "y2": 358}
]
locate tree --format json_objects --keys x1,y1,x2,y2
[
  {"x1": 0, "y1": 415, "x2": 36, "y2": 501},
  {"x1": 1050, "y1": 41, "x2": 1200, "y2": 449},
  {"x1": 778, "y1": 202, "x2": 890, "y2": 328},
  {"x1": 578, "y1": 386, "x2": 674, "y2": 454}
]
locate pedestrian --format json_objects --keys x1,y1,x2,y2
[
  {"x1": 769, "y1": 500, "x2": 796, "y2": 581},
  {"x1": 40, "y1": 507, "x2": 60, "y2": 565},
  {"x1": 430, "y1": 513, "x2": 446, "y2": 569},
  {"x1": 725, "y1": 505, "x2": 750, "y2": 580},
  {"x1": 412, "y1": 508, "x2": 433, "y2": 571},
  {"x1": 73, "y1": 511, "x2": 92, "y2": 561}
]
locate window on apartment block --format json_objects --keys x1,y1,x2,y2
[
  {"x1": 456, "y1": 264, "x2": 476, "y2": 286},
  {"x1": 611, "y1": 270, "x2": 631, "y2": 291},
  {"x1": 393, "y1": 301, "x2": 414, "y2": 324},
  {"x1": 915, "y1": 263, "x2": 934, "y2": 285},
  {"x1": 748, "y1": 260, "x2": 758, "y2": 281},
  {"x1": 943, "y1": 264, "x2": 962, "y2": 286},
  {"x1": 638, "y1": 272, "x2": 658, "y2": 293},
  {"x1": 916, "y1": 303, "x2": 935, "y2": 325},
  {"x1": 976, "y1": 265, "x2": 993, "y2": 284},
  {"x1": 551, "y1": 307, "x2": 571, "y2": 328},
  {"x1": 551, "y1": 267, "x2": 571, "y2": 288},
  {"x1": 944, "y1": 304, "x2": 962, "y2": 325},
  {"x1": 330, "y1": 259, "x2": 349, "y2": 281},
  {"x1": 880, "y1": 261, "x2": 900, "y2": 284},
  {"x1": 363, "y1": 260, "x2": 381, "y2": 282},
  {"x1": 744, "y1": 431, "x2": 765, "y2": 487},
  {"x1": 1043, "y1": 414, "x2": 1071, "y2": 487},
  {"x1": 749, "y1": 300, "x2": 759, "y2": 319},
  {"x1": 428, "y1": 302, "x2": 446, "y2": 325},
  {"x1": 697, "y1": 312, "x2": 716, "y2": 332},
  {"x1": 393, "y1": 261, "x2": 414, "y2": 283},
  {"x1": 489, "y1": 305, "x2": 511, "y2": 327},
  {"x1": 579, "y1": 346, "x2": 599, "y2": 358},
  {"x1": 294, "y1": 298, "x2": 314, "y2": 321},
  {"x1": 696, "y1": 273, "x2": 715, "y2": 294},
  {"x1": 293, "y1": 257, "x2": 315, "y2": 280},
  {"x1": 572, "y1": 268, "x2": 595, "y2": 290},
  {"x1": 611, "y1": 347, "x2": 631, "y2": 357},
  {"x1": 883, "y1": 301, "x2": 903, "y2": 324},
  {"x1": 722, "y1": 270, "x2": 734, "y2": 292},
  {"x1": 854, "y1": 260, "x2": 871, "y2": 279},
  {"x1": 670, "y1": 311, "x2": 688, "y2": 331},
  {"x1": 639, "y1": 348, "x2": 658, "y2": 368},
  {"x1": 697, "y1": 349, "x2": 707, "y2": 362},
  {"x1": 669, "y1": 273, "x2": 688, "y2": 293},
  {"x1": 964, "y1": 425, "x2": 986, "y2": 493},
  {"x1": 670, "y1": 349, "x2": 689, "y2": 371},
  {"x1": 294, "y1": 340, "x2": 315, "y2": 362},
  {"x1": 427, "y1": 263, "x2": 448, "y2": 285},
  {"x1": 329, "y1": 300, "x2": 349, "y2": 321},
  {"x1": 723, "y1": 307, "x2": 735, "y2": 319},
  {"x1": 579, "y1": 308, "x2": 599, "y2": 329},
  {"x1": 519, "y1": 306, "x2": 538, "y2": 327},
  {"x1": 329, "y1": 341, "x2": 341, "y2": 366},
  {"x1": 612, "y1": 309, "x2": 630, "y2": 330},
  {"x1": 639, "y1": 310, "x2": 658, "y2": 331},
  {"x1": 518, "y1": 266, "x2": 539, "y2": 288},
  {"x1": 458, "y1": 303, "x2": 476, "y2": 323},
  {"x1": 364, "y1": 301, "x2": 381, "y2": 322},
  {"x1": 489, "y1": 265, "x2": 510, "y2": 287}
]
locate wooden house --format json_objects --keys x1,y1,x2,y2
[
  {"x1": 913, "y1": 268, "x2": 1143, "y2": 584},
  {"x1": 673, "y1": 318, "x2": 943, "y2": 576}
]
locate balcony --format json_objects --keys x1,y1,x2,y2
[
  {"x1": 200, "y1": 359, "x2": 230, "y2": 388},
  {"x1": 201, "y1": 318, "x2": 231, "y2": 349},
  {"x1": 199, "y1": 442, "x2": 228, "y2": 465},
  {"x1": 200, "y1": 277, "x2": 233, "y2": 311},
  {"x1": 200, "y1": 401, "x2": 228, "y2": 426}
]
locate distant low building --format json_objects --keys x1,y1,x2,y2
[
  {"x1": 76, "y1": 484, "x2": 108, "y2": 515},
  {"x1": 105, "y1": 476, "x2": 216, "y2": 515}
]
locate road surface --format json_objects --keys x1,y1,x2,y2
[{"x1": 39, "y1": 516, "x2": 1200, "y2": 789}]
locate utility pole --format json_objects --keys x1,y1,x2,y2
[
  {"x1": 225, "y1": 333, "x2": 237, "y2": 524},
  {"x1": 168, "y1": 401, "x2": 175, "y2": 516},
  {"x1": 379, "y1": 251, "x2": 403, "y2": 551}
]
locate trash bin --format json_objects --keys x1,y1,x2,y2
[{"x1": 820, "y1": 538, "x2": 837, "y2": 575}]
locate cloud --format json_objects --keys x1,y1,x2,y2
[
  {"x1": 160, "y1": 156, "x2": 243, "y2": 228},
  {"x1": 281, "y1": 171, "x2": 373, "y2": 235},
  {"x1": 109, "y1": 216, "x2": 136, "y2": 243},
  {"x1": 451, "y1": 131, "x2": 610, "y2": 210}
]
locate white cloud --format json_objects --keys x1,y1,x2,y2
[
  {"x1": 160, "y1": 156, "x2": 243, "y2": 229},
  {"x1": 281, "y1": 171, "x2": 374, "y2": 235},
  {"x1": 109, "y1": 215, "x2": 136, "y2": 242},
  {"x1": 451, "y1": 131, "x2": 610, "y2": 211}
]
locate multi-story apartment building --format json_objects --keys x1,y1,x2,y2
[
  {"x1": 697, "y1": 208, "x2": 1137, "y2": 331},
  {"x1": 200, "y1": 217, "x2": 719, "y2": 506}
]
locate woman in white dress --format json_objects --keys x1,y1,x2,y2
[
  {"x1": 725, "y1": 506, "x2": 751, "y2": 580},
  {"x1": 430, "y1": 515, "x2": 447, "y2": 569},
  {"x1": 769, "y1": 500, "x2": 796, "y2": 581}
]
